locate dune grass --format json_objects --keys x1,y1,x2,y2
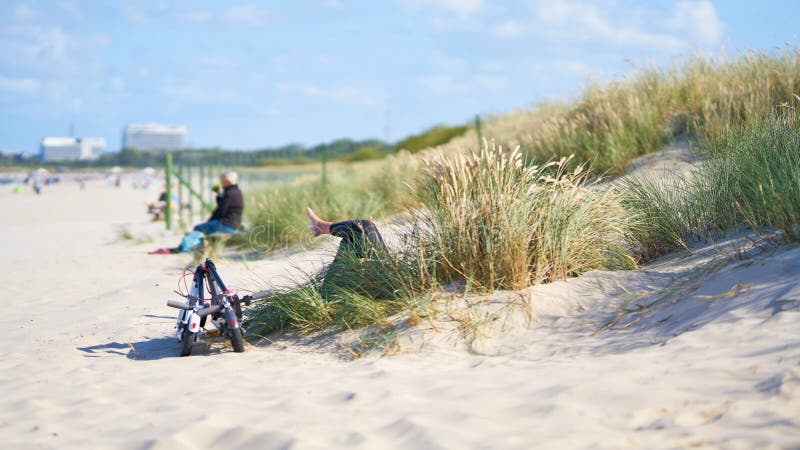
[
  {"x1": 247, "y1": 238, "x2": 435, "y2": 335},
  {"x1": 622, "y1": 103, "x2": 800, "y2": 259},
  {"x1": 247, "y1": 144, "x2": 639, "y2": 334},
  {"x1": 246, "y1": 48, "x2": 800, "y2": 254},
  {"x1": 439, "y1": 48, "x2": 800, "y2": 175},
  {"x1": 698, "y1": 103, "x2": 800, "y2": 238},
  {"x1": 414, "y1": 144, "x2": 637, "y2": 291},
  {"x1": 246, "y1": 156, "x2": 420, "y2": 253},
  {"x1": 245, "y1": 48, "x2": 800, "y2": 338}
]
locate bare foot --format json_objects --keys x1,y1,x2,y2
[{"x1": 306, "y1": 207, "x2": 330, "y2": 237}]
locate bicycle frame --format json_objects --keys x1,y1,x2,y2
[{"x1": 167, "y1": 258, "x2": 271, "y2": 356}]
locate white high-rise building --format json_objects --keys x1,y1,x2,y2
[
  {"x1": 81, "y1": 138, "x2": 106, "y2": 159},
  {"x1": 123, "y1": 124, "x2": 187, "y2": 151},
  {"x1": 40, "y1": 137, "x2": 106, "y2": 162}
]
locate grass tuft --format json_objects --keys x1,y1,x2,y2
[
  {"x1": 246, "y1": 241, "x2": 435, "y2": 336},
  {"x1": 414, "y1": 142, "x2": 638, "y2": 291},
  {"x1": 622, "y1": 104, "x2": 800, "y2": 260}
]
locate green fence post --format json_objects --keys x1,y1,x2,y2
[
  {"x1": 475, "y1": 114, "x2": 483, "y2": 150},
  {"x1": 178, "y1": 163, "x2": 185, "y2": 230},
  {"x1": 213, "y1": 165, "x2": 220, "y2": 205},
  {"x1": 165, "y1": 153, "x2": 173, "y2": 231},
  {"x1": 188, "y1": 165, "x2": 195, "y2": 224},
  {"x1": 321, "y1": 146, "x2": 328, "y2": 188},
  {"x1": 199, "y1": 163, "x2": 206, "y2": 207},
  {"x1": 171, "y1": 166, "x2": 214, "y2": 214}
]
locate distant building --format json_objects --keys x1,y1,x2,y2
[
  {"x1": 40, "y1": 137, "x2": 106, "y2": 162},
  {"x1": 123, "y1": 124, "x2": 187, "y2": 151},
  {"x1": 0, "y1": 149, "x2": 26, "y2": 163}
]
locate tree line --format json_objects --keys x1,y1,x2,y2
[{"x1": 2, "y1": 123, "x2": 469, "y2": 168}]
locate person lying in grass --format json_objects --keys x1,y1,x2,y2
[
  {"x1": 306, "y1": 207, "x2": 389, "y2": 296},
  {"x1": 306, "y1": 206, "x2": 386, "y2": 261}
]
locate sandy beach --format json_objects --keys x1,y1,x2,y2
[{"x1": 1, "y1": 178, "x2": 798, "y2": 449}]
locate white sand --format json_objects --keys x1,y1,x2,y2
[{"x1": 0, "y1": 178, "x2": 798, "y2": 449}]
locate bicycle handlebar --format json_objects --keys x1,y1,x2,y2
[
  {"x1": 197, "y1": 304, "x2": 221, "y2": 317},
  {"x1": 244, "y1": 289, "x2": 273, "y2": 302},
  {"x1": 167, "y1": 300, "x2": 219, "y2": 317},
  {"x1": 166, "y1": 300, "x2": 192, "y2": 310}
]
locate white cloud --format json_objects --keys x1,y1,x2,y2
[
  {"x1": 195, "y1": 55, "x2": 237, "y2": 69},
  {"x1": 277, "y1": 82, "x2": 383, "y2": 108},
  {"x1": 495, "y1": 0, "x2": 727, "y2": 51},
  {"x1": 162, "y1": 79, "x2": 241, "y2": 104},
  {"x1": 417, "y1": 73, "x2": 507, "y2": 95},
  {"x1": 88, "y1": 33, "x2": 111, "y2": 49},
  {"x1": 57, "y1": 1, "x2": 86, "y2": 20},
  {"x1": 419, "y1": 48, "x2": 508, "y2": 95},
  {"x1": 491, "y1": 20, "x2": 525, "y2": 38},
  {"x1": 479, "y1": 59, "x2": 508, "y2": 72},
  {"x1": 0, "y1": 25, "x2": 113, "y2": 78},
  {"x1": 532, "y1": 0, "x2": 680, "y2": 50},
  {"x1": 400, "y1": 0, "x2": 483, "y2": 17},
  {"x1": 430, "y1": 50, "x2": 467, "y2": 72},
  {"x1": 121, "y1": 2, "x2": 166, "y2": 26},
  {"x1": 111, "y1": 77, "x2": 125, "y2": 91},
  {"x1": 320, "y1": 0, "x2": 345, "y2": 10},
  {"x1": 0, "y1": 75, "x2": 41, "y2": 94},
  {"x1": 671, "y1": 0, "x2": 725, "y2": 45},
  {"x1": 530, "y1": 59, "x2": 592, "y2": 77},
  {"x1": 13, "y1": 2, "x2": 38, "y2": 20},
  {"x1": 0, "y1": 26, "x2": 76, "y2": 70},
  {"x1": 121, "y1": 3, "x2": 270, "y2": 28},
  {"x1": 224, "y1": 4, "x2": 270, "y2": 27},
  {"x1": 180, "y1": 10, "x2": 214, "y2": 25}
]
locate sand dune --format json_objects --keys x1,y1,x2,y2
[{"x1": 0, "y1": 178, "x2": 798, "y2": 449}]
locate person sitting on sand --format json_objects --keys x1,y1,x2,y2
[
  {"x1": 193, "y1": 172, "x2": 243, "y2": 235},
  {"x1": 147, "y1": 191, "x2": 168, "y2": 221},
  {"x1": 306, "y1": 207, "x2": 388, "y2": 295},
  {"x1": 147, "y1": 190, "x2": 177, "y2": 221}
]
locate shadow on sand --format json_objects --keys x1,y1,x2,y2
[
  {"x1": 77, "y1": 336, "x2": 178, "y2": 360},
  {"x1": 77, "y1": 310, "x2": 239, "y2": 360},
  {"x1": 77, "y1": 335, "x2": 237, "y2": 360}
]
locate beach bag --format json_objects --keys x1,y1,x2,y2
[{"x1": 179, "y1": 231, "x2": 204, "y2": 253}]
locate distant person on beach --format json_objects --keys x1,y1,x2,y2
[
  {"x1": 193, "y1": 172, "x2": 243, "y2": 235},
  {"x1": 147, "y1": 190, "x2": 177, "y2": 221},
  {"x1": 212, "y1": 182, "x2": 223, "y2": 209}
]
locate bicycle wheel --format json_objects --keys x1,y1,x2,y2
[
  {"x1": 180, "y1": 328, "x2": 195, "y2": 356},
  {"x1": 229, "y1": 327, "x2": 244, "y2": 353}
]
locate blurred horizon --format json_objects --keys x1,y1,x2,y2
[{"x1": 1, "y1": 0, "x2": 798, "y2": 155}]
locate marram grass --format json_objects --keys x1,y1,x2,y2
[
  {"x1": 622, "y1": 103, "x2": 800, "y2": 259},
  {"x1": 246, "y1": 155, "x2": 421, "y2": 253},
  {"x1": 245, "y1": 48, "x2": 800, "y2": 337},
  {"x1": 247, "y1": 239, "x2": 436, "y2": 336},
  {"x1": 438, "y1": 48, "x2": 800, "y2": 175},
  {"x1": 414, "y1": 143, "x2": 638, "y2": 291}
]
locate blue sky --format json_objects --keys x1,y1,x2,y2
[{"x1": 1, "y1": 0, "x2": 798, "y2": 154}]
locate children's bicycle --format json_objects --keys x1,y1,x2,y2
[{"x1": 166, "y1": 258, "x2": 271, "y2": 356}]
